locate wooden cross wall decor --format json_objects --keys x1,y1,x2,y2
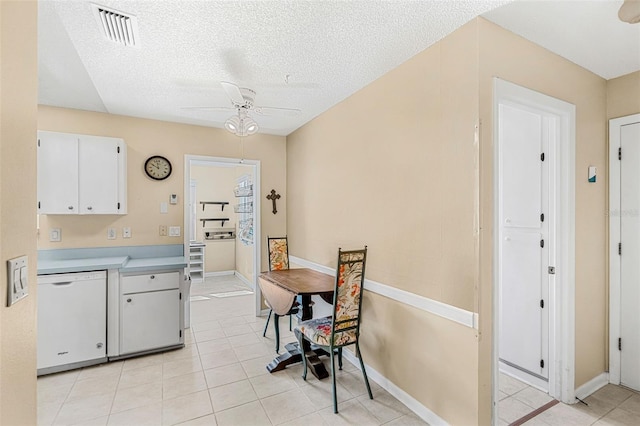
[{"x1": 266, "y1": 189, "x2": 280, "y2": 214}]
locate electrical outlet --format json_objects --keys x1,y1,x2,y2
[
  {"x1": 107, "y1": 228, "x2": 117, "y2": 240},
  {"x1": 169, "y1": 226, "x2": 181, "y2": 237},
  {"x1": 123, "y1": 227, "x2": 131, "y2": 238},
  {"x1": 159, "y1": 225, "x2": 167, "y2": 236}
]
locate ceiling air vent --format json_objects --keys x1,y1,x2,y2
[{"x1": 92, "y1": 4, "x2": 139, "y2": 47}]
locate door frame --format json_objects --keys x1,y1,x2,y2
[
  {"x1": 492, "y1": 78, "x2": 576, "y2": 408},
  {"x1": 609, "y1": 113, "x2": 640, "y2": 385},
  {"x1": 183, "y1": 154, "x2": 262, "y2": 316}
]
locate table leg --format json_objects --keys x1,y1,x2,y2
[{"x1": 266, "y1": 341, "x2": 330, "y2": 380}]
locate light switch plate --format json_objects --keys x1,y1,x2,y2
[
  {"x1": 49, "y1": 228, "x2": 61, "y2": 242},
  {"x1": 7, "y1": 256, "x2": 28, "y2": 306},
  {"x1": 169, "y1": 226, "x2": 181, "y2": 237},
  {"x1": 160, "y1": 202, "x2": 168, "y2": 214},
  {"x1": 107, "y1": 228, "x2": 116, "y2": 240}
]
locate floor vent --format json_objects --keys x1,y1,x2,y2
[{"x1": 92, "y1": 4, "x2": 138, "y2": 47}]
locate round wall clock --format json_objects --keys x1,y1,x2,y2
[{"x1": 144, "y1": 155, "x2": 172, "y2": 180}]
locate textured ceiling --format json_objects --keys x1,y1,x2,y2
[{"x1": 38, "y1": 0, "x2": 639, "y2": 137}]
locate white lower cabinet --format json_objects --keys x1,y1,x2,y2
[{"x1": 119, "y1": 271, "x2": 182, "y2": 355}]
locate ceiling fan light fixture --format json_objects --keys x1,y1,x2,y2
[
  {"x1": 224, "y1": 111, "x2": 259, "y2": 137},
  {"x1": 224, "y1": 115, "x2": 240, "y2": 133}
]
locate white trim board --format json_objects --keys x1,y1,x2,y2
[
  {"x1": 341, "y1": 349, "x2": 448, "y2": 425},
  {"x1": 575, "y1": 373, "x2": 609, "y2": 401},
  {"x1": 289, "y1": 255, "x2": 476, "y2": 329},
  {"x1": 204, "y1": 271, "x2": 235, "y2": 277}
]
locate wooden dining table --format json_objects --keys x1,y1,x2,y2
[{"x1": 258, "y1": 268, "x2": 335, "y2": 379}]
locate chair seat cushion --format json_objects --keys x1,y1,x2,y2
[{"x1": 296, "y1": 316, "x2": 356, "y2": 347}]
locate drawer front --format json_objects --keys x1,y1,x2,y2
[{"x1": 121, "y1": 271, "x2": 179, "y2": 294}]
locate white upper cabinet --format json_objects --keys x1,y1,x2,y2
[{"x1": 38, "y1": 131, "x2": 127, "y2": 215}]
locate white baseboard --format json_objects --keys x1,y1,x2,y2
[
  {"x1": 234, "y1": 271, "x2": 253, "y2": 290},
  {"x1": 204, "y1": 270, "x2": 235, "y2": 277},
  {"x1": 341, "y1": 350, "x2": 448, "y2": 426},
  {"x1": 290, "y1": 255, "x2": 476, "y2": 329},
  {"x1": 575, "y1": 372, "x2": 609, "y2": 401}
]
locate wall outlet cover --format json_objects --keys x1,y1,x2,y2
[
  {"x1": 159, "y1": 225, "x2": 168, "y2": 236},
  {"x1": 123, "y1": 227, "x2": 132, "y2": 238},
  {"x1": 170, "y1": 194, "x2": 178, "y2": 204},
  {"x1": 107, "y1": 228, "x2": 117, "y2": 240},
  {"x1": 49, "y1": 228, "x2": 61, "y2": 242},
  {"x1": 169, "y1": 226, "x2": 181, "y2": 237}
]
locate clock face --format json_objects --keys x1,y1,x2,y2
[{"x1": 144, "y1": 156, "x2": 172, "y2": 180}]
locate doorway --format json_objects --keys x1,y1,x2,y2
[
  {"x1": 183, "y1": 155, "x2": 262, "y2": 318},
  {"x1": 493, "y1": 78, "x2": 576, "y2": 410},
  {"x1": 609, "y1": 113, "x2": 640, "y2": 391}
]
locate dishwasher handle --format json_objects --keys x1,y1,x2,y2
[{"x1": 51, "y1": 281, "x2": 73, "y2": 286}]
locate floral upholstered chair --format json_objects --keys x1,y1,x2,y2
[
  {"x1": 263, "y1": 236, "x2": 299, "y2": 352},
  {"x1": 294, "y1": 246, "x2": 372, "y2": 414}
]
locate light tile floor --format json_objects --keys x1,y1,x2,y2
[
  {"x1": 498, "y1": 372, "x2": 640, "y2": 425},
  {"x1": 37, "y1": 275, "x2": 427, "y2": 426}
]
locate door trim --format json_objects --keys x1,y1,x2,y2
[
  {"x1": 183, "y1": 155, "x2": 262, "y2": 316},
  {"x1": 608, "y1": 113, "x2": 640, "y2": 385},
  {"x1": 492, "y1": 78, "x2": 576, "y2": 410}
]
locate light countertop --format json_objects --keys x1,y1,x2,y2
[{"x1": 37, "y1": 247, "x2": 187, "y2": 275}]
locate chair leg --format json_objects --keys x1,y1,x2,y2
[
  {"x1": 356, "y1": 342, "x2": 373, "y2": 400},
  {"x1": 295, "y1": 330, "x2": 308, "y2": 381},
  {"x1": 338, "y1": 347, "x2": 343, "y2": 370},
  {"x1": 289, "y1": 314, "x2": 292, "y2": 331},
  {"x1": 330, "y1": 345, "x2": 339, "y2": 414},
  {"x1": 262, "y1": 309, "x2": 272, "y2": 337},
  {"x1": 274, "y1": 313, "x2": 280, "y2": 353}
]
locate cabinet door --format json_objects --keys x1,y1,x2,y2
[
  {"x1": 120, "y1": 289, "x2": 180, "y2": 354},
  {"x1": 78, "y1": 136, "x2": 123, "y2": 214},
  {"x1": 37, "y1": 131, "x2": 79, "y2": 214}
]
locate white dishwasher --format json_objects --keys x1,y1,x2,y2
[{"x1": 37, "y1": 271, "x2": 107, "y2": 375}]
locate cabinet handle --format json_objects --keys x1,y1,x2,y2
[
  {"x1": 126, "y1": 298, "x2": 132, "y2": 303},
  {"x1": 68, "y1": 206, "x2": 74, "y2": 210},
  {"x1": 150, "y1": 275, "x2": 155, "y2": 279},
  {"x1": 87, "y1": 206, "x2": 93, "y2": 211}
]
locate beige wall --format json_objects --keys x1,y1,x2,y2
[
  {"x1": 287, "y1": 20, "x2": 481, "y2": 424},
  {"x1": 477, "y1": 18, "x2": 608, "y2": 421},
  {"x1": 191, "y1": 165, "x2": 237, "y2": 272},
  {"x1": 0, "y1": 1, "x2": 38, "y2": 424},
  {"x1": 606, "y1": 71, "x2": 640, "y2": 120},
  {"x1": 288, "y1": 17, "x2": 613, "y2": 424},
  {"x1": 37, "y1": 107, "x2": 286, "y2": 272}
]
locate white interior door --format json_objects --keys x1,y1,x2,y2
[
  {"x1": 620, "y1": 121, "x2": 640, "y2": 391},
  {"x1": 498, "y1": 102, "x2": 553, "y2": 388}
]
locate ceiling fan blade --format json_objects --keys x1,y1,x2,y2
[
  {"x1": 253, "y1": 106, "x2": 301, "y2": 117},
  {"x1": 220, "y1": 81, "x2": 245, "y2": 105},
  {"x1": 619, "y1": 0, "x2": 640, "y2": 23},
  {"x1": 180, "y1": 106, "x2": 234, "y2": 111}
]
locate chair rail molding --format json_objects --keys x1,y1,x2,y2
[{"x1": 289, "y1": 255, "x2": 477, "y2": 329}]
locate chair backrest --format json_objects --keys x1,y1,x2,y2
[
  {"x1": 331, "y1": 246, "x2": 367, "y2": 344},
  {"x1": 267, "y1": 236, "x2": 290, "y2": 271}
]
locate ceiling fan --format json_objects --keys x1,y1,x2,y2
[
  {"x1": 619, "y1": 0, "x2": 640, "y2": 23},
  {"x1": 183, "y1": 81, "x2": 301, "y2": 136}
]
